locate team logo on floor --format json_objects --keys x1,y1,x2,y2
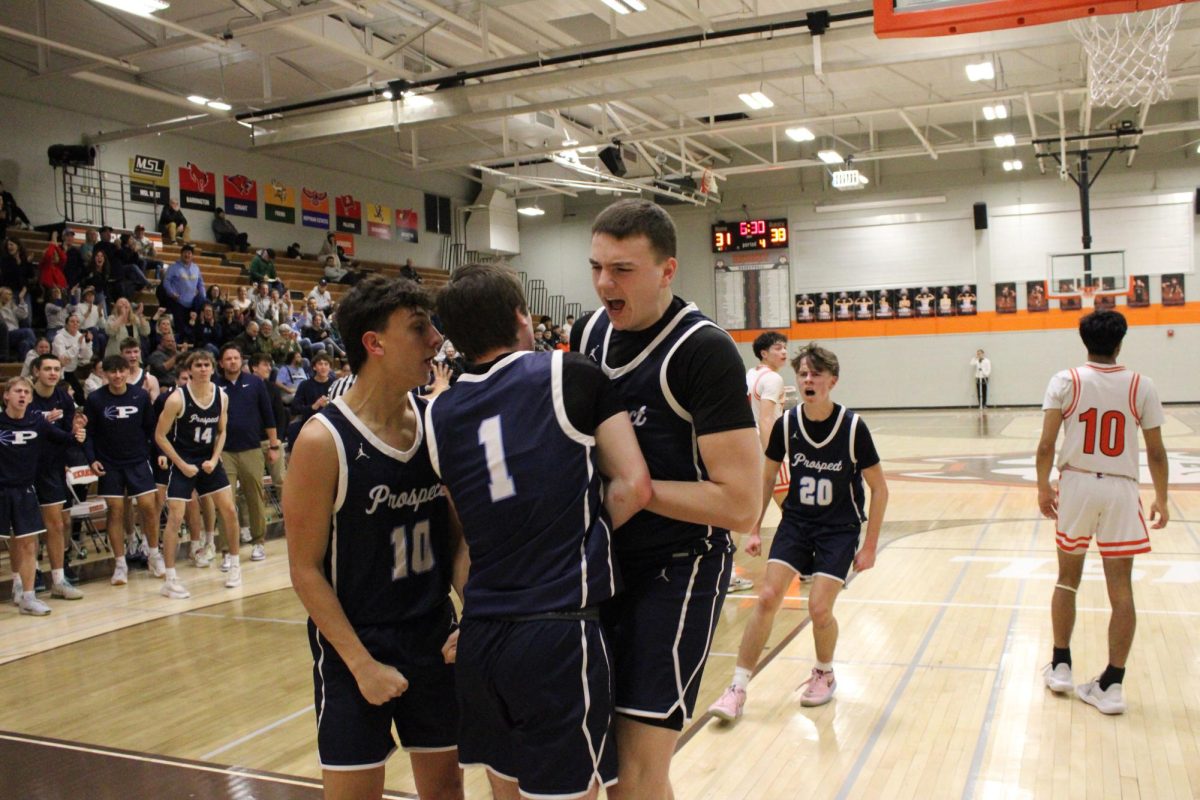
[{"x1": 893, "y1": 452, "x2": 1200, "y2": 486}]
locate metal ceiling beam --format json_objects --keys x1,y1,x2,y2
[
  {"x1": 897, "y1": 110, "x2": 938, "y2": 159},
  {"x1": 0, "y1": 23, "x2": 139, "y2": 72},
  {"x1": 85, "y1": 113, "x2": 226, "y2": 145},
  {"x1": 281, "y1": 23, "x2": 412, "y2": 78},
  {"x1": 89, "y1": 1, "x2": 160, "y2": 46},
  {"x1": 72, "y1": 70, "x2": 232, "y2": 113}
]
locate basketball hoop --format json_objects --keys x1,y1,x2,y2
[{"x1": 1069, "y1": 5, "x2": 1183, "y2": 108}]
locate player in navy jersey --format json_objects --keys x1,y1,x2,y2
[
  {"x1": 85, "y1": 355, "x2": 164, "y2": 586},
  {"x1": 572, "y1": 199, "x2": 760, "y2": 800},
  {"x1": 2, "y1": 376, "x2": 86, "y2": 615},
  {"x1": 152, "y1": 366, "x2": 213, "y2": 570},
  {"x1": 427, "y1": 263, "x2": 650, "y2": 800},
  {"x1": 286, "y1": 275, "x2": 463, "y2": 800},
  {"x1": 120, "y1": 338, "x2": 161, "y2": 402},
  {"x1": 27, "y1": 354, "x2": 85, "y2": 601},
  {"x1": 710, "y1": 342, "x2": 888, "y2": 720},
  {"x1": 155, "y1": 350, "x2": 243, "y2": 597}
]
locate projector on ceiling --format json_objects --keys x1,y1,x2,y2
[{"x1": 832, "y1": 169, "x2": 869, "y2": 191}]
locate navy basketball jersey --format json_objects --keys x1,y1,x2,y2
[
  {"x1": 778, "y1": 404, "x2": 868, "y2": 530},
  {"x1": 30, "y1": 387, "x2": 75, "y2": 467},
  {"x1": 310, "y1": 395, "x2": 452, "y2": 629},
  {"x1": 171, "y1": 384, "x2": 224, "y2": 458},
  {"x1": 129, "y1": 368, "x2": 148, "y2": 392},
  {"x1": 84, "y1": 385, "x2": 155, "y2": 465},
  {"x1": 577, "y1": 302, "x2": 721, "y2": 556},
  {"x1": 0, "y1": 411, "x2": 72, "y2": 487},
  {"x1": 425, "y1": 350, "x2": 615, "y2": 618}
]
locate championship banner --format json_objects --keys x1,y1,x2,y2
[
  {"x1": 366, "y1": 202, "x2": 391, "y2": 240},
  {"x1": 396, "y1": 208, "x2": 419, "y2": 243},
  {"x1": 301, "y1": 187, "x2": 330, "y2": 229},
  {"x1": 334, "y1": 232, "x2": 355, "y2": 257},
  {"x1": 223, "y1": 174, "x2": 258, "y2": 218},
  {"x1": 128, "y1": 155, "x2": 168, "y2": 205},
  {"x1": 335, "y1": 195, "x2": 362, "y2": 234},
  {"x1": 265, "y1": 180, "x2": 296, "y2": 225},
  {"x1": 178, "y1": 162, "x2": 216, "y2": 211}
]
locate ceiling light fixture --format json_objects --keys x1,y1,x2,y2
[
  {"x1": 738, "y1": 91, "x2": 774, "y2": 110},
  {"x1": 382, "y1": 89, "x2": 394, "y2": 100},
  {"x1": 94, "y1": 0, "x2": 169, "y2": 15},
  {"x1": 187, "y1": 95, "x2": 209, "y2": 106},
  {"x1": 993, "y1": 133, "x2": 1015, "y2": 147},
  {"x1": 817, "y1": 149, "x2": 843, "y2": 164},
  {"x1": 402, "y1": 91, "x2": 433, "y2": 109},
  {"x1": 599, "y1": 0, "x2": 646, "y2": 13},
  {"x1": 785, "y1": 127, "x2": 815, "y2": 142},
  {"x1": 206, "y1": 100, "x2": 232, "y2": 111},
  {"x1": 982, "y1": 104, "x2": 1008, "y2": 120},
  {"x1": 1003, "y1": 159, "x2": 1024, "y2": 171},
  {"x1": 965, "y1": 61, "x2": 995, "y2": 82},
  {"x1": 517, "y1": 205, "x2": 546, "y2": 217}
]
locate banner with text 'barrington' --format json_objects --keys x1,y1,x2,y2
[{"x1": 178, "y1": 162, "x2": 216, "y2": 212}]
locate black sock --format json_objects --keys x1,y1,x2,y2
[
  {"x1": 1099, "y1": 665, "x2": 1125, "y2": 690},
  {"x1": 1052, "y1": 647, "x2": 1071, "y2": 668}
]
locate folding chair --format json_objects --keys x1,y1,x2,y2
[{"x1": 66, "y1": 465, "x2": 109, "y2": 559}]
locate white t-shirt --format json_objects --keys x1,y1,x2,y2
[
  {"x1": 746, "y1": 365, "x2": 785, "y2": 431},
  {"x1": 1042, "y1": 362, "x2": 1164, "y2": 480},
  {"x1": 971, "y1": 356, "x2": 991, "y2": 379}
]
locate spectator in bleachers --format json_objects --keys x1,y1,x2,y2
[
  {"x1": 147, "y1": 331, "x2": 185, "y2": 389},
  {"x1": 104, "y1": 297, "x2": 149, "y2": 357},
  {"x1": 211, "y1": 209, "x2": 250, "y2": 253},
  {"x1": 0, "y1": 286, "x2": 36, "y2": 361},
  {"x1": 269, "y1": 288, "x2": 290, "y2": 327},
  {"x1": 275, "y1": 344, "x2": 306, "y2": 404},
  {"x1": 43, "y1": 287, "x2": 69, "y2": 340},
  {"x1": 20, "y1": 337, "x2": 51, "y2": 376},
  {"x1": 204, "y1": 285, "x2": 226, "y2": 315},
  {"x1": 73, "y1": 286, "x2": 106, "y2": 356},
  {"x1": 79, "y1": 229, "x2": 98, "y2": 264},
  {"x1": 286, "y1": 352, "x2": 334, "y2": 448},
  {"x1": 285, "y1": 242, "x2": 302, "y2": 259},
  {"x1": 38, "y1": 235, "x2": 68, "y2": 294},
  {"x1": 62, "y1": 229, "x2": 84, "y2": 288},
  {"x1": 191, "y1": 303, "x2": 223, "y2": 355},
  {"x1": 82, "y1": 356, "x2": 105, "y2": 397},
  {"x1": 131, "y1": 225, "x2": 163, "y2": 279},
  {"x1": 563, "y1": 314, "x2": 575, "y2": 338},
  {"x1": 232, "y1": 319, "x2": 261, "y2": 359},
  {"x1": 400, "y1": 257, "x2": 422, "y2": 284},
  {"x1": 51, "y1": 313, "x2": 92, "y2": 396},
  {"x1": 322, "y1": 254, "x2": 359, "y2": 285},
  {"x1": 2, "y1": 238, "x2": 33, "y2": 294},
  {"x1": 162, "y1": 244, "x2": 205, "y2": 332},
  {"x1": 317, "y1": 232, "x2": 339, "y2": 268},
  {"x1": 158, "y1": 198, "x2": 190, "y2": 245},
  {"x1": 251, "y1": 282, "x2": 274, "y2": 323},
  {"x1": 220, "y1": 304, "x2": 244, "y2": 342},
  {"x1": 79, "y1": 249, "x2": 109, "y2": 311},
  {"x1": 111, "y1": 234, "x2": 151, "y2": 302},
  {"x1": 149, "y1": 310, "x2": 175, "y2": 353},
  {"x1": 306, "y1": 279, "x2": 332, "y2": 313},
  {"x1": 257, "y1": 320, "x2": 279, "y2": 356},
  {"x1": 272, "y1": 322, "x2": 302, "y2": 366},
  {"x1": 302, "y1": 310, "x2": 343, "y2": 359},
  {"x1": 94, "y1": 227, "x2": 120, "y2": 270},
  {"x1": 232, "y1": 285, "x2": 252, "y2": 315},
  {"x1": 0, "y1": 179, "x2": 31, "y2": 239},
  {"x1": 248, "y1": 249, "x2": 284, "y2": 293}
]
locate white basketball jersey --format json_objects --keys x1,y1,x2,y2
[
  {"x1": 746, "y1": 365, "x2": 784, "y2": 431},
  {"x1": 1043, "y1": 363, "x2": 1165, "y2": 480}
]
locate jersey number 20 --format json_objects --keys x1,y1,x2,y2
[
  {"x1": 797, "y1": 476, "x2": 833, "y2": 506},
  {"x1": 1078, "y1": 408, "x2": 1125, "y2": 457},
  {"x1": 391, "y1": 520, "x2": 434, "y2": 580}
]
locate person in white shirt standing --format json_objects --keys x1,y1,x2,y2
[
  {"x1": 970, "y1": 348, "x2": 991, "y2": 408},
  {"x1": 1035, "y1": 309, "x2": 1169, "y2": 716},
  {"x1": 735, "y1": 331, "x2": 792, "y2": 592}
]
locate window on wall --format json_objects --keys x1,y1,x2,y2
[{"x1": 424, "y1": 193, "x2": 452, "y2": 235}]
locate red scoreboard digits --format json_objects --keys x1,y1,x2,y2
[{"x1": 712, "y1": 218, "x2": 788, "y2": 252}]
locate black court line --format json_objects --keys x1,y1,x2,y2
[{"x1": 0, "y1": 730, "x2": 419, "y2": 799}]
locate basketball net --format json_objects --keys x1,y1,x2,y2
[{"x1": 1069, "y1": 5, "x2": 1182, "y2": 108}]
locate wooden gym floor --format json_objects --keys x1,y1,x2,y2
[{"x1": 0, "y1": 406, "x2": 1197, "y2": 799}]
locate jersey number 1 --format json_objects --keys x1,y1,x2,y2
[
  {"x1": 1078, "y1": 408, "x2": 1125, "y2": 457},
  {"x1": 478, "y1": 416, "x2": 516, "y2": 502},
  {"x1": 392, "y1": 520, "x2": 434, "y2": 580}
]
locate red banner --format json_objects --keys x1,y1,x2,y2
[
  {"x1": 335, "y1": 194, "x2": 362, "y2": 234},
  {"x1": 334, "y1": 231, "x2": 355, "y2": 257},
  {"x1": 395, "y1": 208, "x2": 418, "y2": 243},
  {"x1": 178, "y1": 162, "x2": 216, "y2": 211},
  {"x1": 222, "y1": 174, "x2": 258, "y2": 218}
]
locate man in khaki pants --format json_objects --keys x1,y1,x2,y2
[{"x1": 214, "y1": 344, "x2": 281, "y2": 568}]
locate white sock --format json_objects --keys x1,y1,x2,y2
[
  {"x1": 732, "y1": 666, "x2": 752, "y2": 691},
  {"x1": 815, "y1": 661, "x2": 833, "y2": 673},
  {"x1": 13, "y1": 574, "x2": 23, "y2": 589},
  {"x1": 116, "y1": 556, "x2": 127, "y2": 568},
  {"x1": 165, "y1": 567, "x2": 177, "y2": 581},
  {"x1": 51, "y1": 568, "x2": 65, "y2": 585},
  {"x1": 22, "y1": 591, "x2": 35, "y2": 603}
]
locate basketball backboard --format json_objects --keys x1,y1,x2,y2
[{"x1": 1047, "y1": 249, "x2": 1131, "y2": 303}]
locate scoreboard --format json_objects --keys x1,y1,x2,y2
[{"x1": 712, "y1": 218, "x2": 788, "y2": 252}]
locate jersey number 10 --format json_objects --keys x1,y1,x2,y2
[
  {"x1": 391, "y1": 520, "x2": 434, "y2": 580},
  {"x1": 1078, "y1": 408, "x2": 1126, "y2": 457}
]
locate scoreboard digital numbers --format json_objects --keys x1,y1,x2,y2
[{"x1": 712, "y1": 218, "x2": 789, "y2": 252}]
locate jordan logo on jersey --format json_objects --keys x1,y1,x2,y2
[
  {"x1": 587, "y1": 345, "x2": 600, "y2": 362},
  {"x1": 355, "y1": 444, "x2": 369, "y2": 461},
  {"x1": 365, "y1": 482, "x2": 444, "y2": 516}
]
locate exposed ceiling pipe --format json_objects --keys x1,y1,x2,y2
[{"x1": 0, "y1": 22, "x2": 139, "y2": 72}]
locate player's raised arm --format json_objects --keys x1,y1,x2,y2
[{"x1": 285, "y1": 420, "x2": 408, "y2": 706}]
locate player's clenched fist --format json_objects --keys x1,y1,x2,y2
[
  {"x1": 354, "y1": 659, "x2": 409, "y2": 705},
  {"x1": 441, "y1": 628, "x2": 459, "y2": 664}
]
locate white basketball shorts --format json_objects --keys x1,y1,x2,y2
[{"x1": 1055, "y1": 469, "x2": 1150, "y2": 558}]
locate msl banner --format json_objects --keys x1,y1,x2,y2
[
  {"x1": 366, "y1": 203, "x2": 391, "y2": 239},
  {"x1": 223, "y1": 174, "x2": 258, "y2": 218},
  {"x1": 178, "y1": 162, "x2": 216, "y2": 211},
  {"x1": 128, "y1": 155, "x2": 168, "y2": 205},
  {"x1": 302, "y1": 187, "x2": 330, "y2": 229},
  {"x1": 265, "y1": 180, "x2": 296, "y2": 224},
  {"x1": 396, "y1": 208, "x2": 419, "y2": 243},
  {"x1": 335, "y1": 195, "x2": 362, "y2": 234}
]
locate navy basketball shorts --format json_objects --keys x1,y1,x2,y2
[
  {"x1": 769, "y1": 517, "x2": 861, "y2": 583},
  {"x1": 97, "y1": 460, "x2": 157, "y2": 499},
  {"x1": 35, "y1": 461, "x2": 69, "y2": 507},
  {"x1": 1, "y1": 485, "x2": 48, "y2": 538},
  {"x1": 307, "y1": 607, "x2": 458, "y2": 770},
  {"x1": 166, "y1": 456, "x2": 230, "y2": 501},
  {"x1": 456, "y1": 615, "x2": 616, "y2": 798},
  {"x1": 603, "y1": 535, "x2": 733, "y2": 731},
  {"x1": 153, "y1": 458, "x2": 170, "y2": 488}
]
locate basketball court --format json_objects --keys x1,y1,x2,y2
[{"x1": 1, "y1": 406, "x2": 1196, "y2": 798}]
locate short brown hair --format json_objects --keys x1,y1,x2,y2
[
  {"x1": 437, "y1": 263, "x2": 527, "y2": 362},
  {"x1": 591, "y1": 199, "x2": 677, "y2": 261},
  {"x1": 184, "y1": 350, "x2": 214, "y2": 369},
  {"x1": 4, "y1": 376, "x2": 33, "y2": 395},
  {"x1": 337, "y1": 275, "x2": 432, "y2": 373},
  {"x1": 120, "y1": 338, "x2": 141, "y2": 351},
  {"x1": 791, "y1": 342, "x2": 840, "y2": 377}
]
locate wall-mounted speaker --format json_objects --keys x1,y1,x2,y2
[
  {"x1": 598, "y1": 145, "x2": 627, "y2": 178},
  {"x1": 973, "y1": 201, "x2": 988, "y2": 230},
  {"x1": 1194, "y1": 187, "x2": 1199, "y2": 215},
  {"x1": 47, "y1": 144, "x2": 96, "y2": 168}
]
